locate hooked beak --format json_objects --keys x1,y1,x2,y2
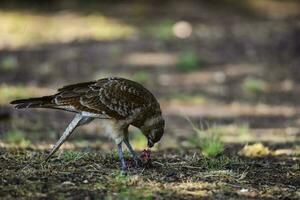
[{"x1": 147, "y1": 139, "x2": 154, "y2": 148}]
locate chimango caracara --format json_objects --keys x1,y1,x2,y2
[{"x1": 10, "y1": 77, "x2": 165, "y2": 170}]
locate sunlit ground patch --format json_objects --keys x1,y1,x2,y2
[
  {"x1": 239, "y1": 143, "x2": 300, "y2": 157},
  {"x1": 239, "y1": 143, "x2": 270, "y2": 157},
  {"x1": 161, "y1": 93, "x2": 208, "y2": 106},
  {"x1": 3, "y1": 129, "x2": 31, "y2": 147},
  {"x1": 0, "y1": 11, "x2": 136, "y2": 49},
  {"x1": 0, "y1": 84, "x2": 54, "y2": 105}
]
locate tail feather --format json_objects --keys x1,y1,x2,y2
[{"x1": 10, "y1": 96, "x2": 55, "y2": 109}]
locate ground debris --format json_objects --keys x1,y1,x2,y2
[{"x1": 0, "y1": 146, "x2": 299, "y2": 199}]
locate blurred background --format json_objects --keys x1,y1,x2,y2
[{"x1": 0, "y1": 0, "x2": 299, "y2": 153}]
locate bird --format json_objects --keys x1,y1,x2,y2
[{"x1": 10, "y1": 77, "x2": 165, "y2": 170}]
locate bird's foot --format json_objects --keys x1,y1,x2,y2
[
  {"x1": 133, "y1": 157, "x2": 143, "y2": 167},
  {"x1": 120, "y1": 161, "x2": 127, "y2": 171}
]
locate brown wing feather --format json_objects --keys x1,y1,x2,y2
[
  {"x1": 58, "y1": 81, "x2": 96, "y2": 92},
  {"x1": 79, "y1": 77, "x2": 159, "y2": 119},
  {"x1": 12, "y1": 77, "x2": 160, "y2": 120}
]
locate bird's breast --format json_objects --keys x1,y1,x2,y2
[{"x1": 98, "y1": 119, "x2": 124, "y2": 144}]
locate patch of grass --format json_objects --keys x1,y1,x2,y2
[
  {"x1": 59, "y1": 151, "x2": 90, "y2": 162},
  {"x1": 117, "y1": 187, "x2": 153, "y2": 200},
  {"x1": 200, "y1": 156, "x2": 239, "y2": 171},
  {"x1": 235, "y1": 124, "x2": 249, "y2": 135},
  {"x1": 147, "y1": 19, "x2": 174, "y2": 40},
  {"x1": 242, "y1": 77, "x2": 266, "y2": 94},
  {"x1": 214, "y1": 124, "x2": 255, "y2": 144},
  {"x1": 109, "y1": 45, "x2": 122, "y2": 59},
  {"x1": 187, "y1": 120, "x2": 224, "y2": 157},
  {"x1": 200, "y1": 135, "x2": 224, "y2": 158},
  {"x1": 129, "y1": 128, "x2": 148, "y2": 150},
  {"x1": 236, "y1": 124, "x2": 252, "y2": 141},
  {"x1": 0, "y1": 84, "x2": 49, "y2": 105},
  {"x1": 109, "y1": 174, "x2": 153, "y2": 200},
  {"x1": 220, "y1": 184, "x2": 234, "y2": 195},
  {"x1": 4, "y1": 129, "x2": 31, "y2": 147},
  {"x1": 0, "y1": 55, "x2": 18, "y2": 71},
  {"x1": 131, "y1": 71, "x2": 150, "y2": 84},
  {"x1": 176, "y1": 51, "x2": 202, "y2": 72},
  {"x1": 168, "y1": 93, "x2": 207, "y2": 105},
  {"x1": 73, "y1": 139, "x2": 90, "y2": 148},
  {"x1": 0, "y1": 85, "x2": 31, "y2": 105},
  {"x1": 107, "y1": 149, "x2": 131, "y2": 163},
  {"x1": 0, "y1": 11, "x2": 136, "y2": 48}
]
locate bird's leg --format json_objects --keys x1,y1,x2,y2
[
  {"x1": 117, "y1": 142, "x2": 126, "y2": 171},
  {"x1": 122, "y1": 128, "x2": 141, "y2": 167},
  {"x1": 123, "y1": 138, "x2": 141, "y2": 167},
  {"x1": 78, "y1": 117, "x2": 94, "y2": 126},
  {"x1": 114, "y1": 111, "x2": 143, "y2": 169},
  {"x1": 45, "y1": 114, "x2": 84, "y2": 161}
]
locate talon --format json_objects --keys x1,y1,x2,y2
[
  {"x1": 134, "y1": 157, "x2": 143, "y2": 167},
  {"x1": 121, "y1": 164, "x2": 127, "y2": 171}
]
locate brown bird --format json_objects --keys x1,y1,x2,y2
[{"x1": 10, "y1": 77, "x2": 165, "y2": 170}]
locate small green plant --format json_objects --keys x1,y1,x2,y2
[
  {"x1": 176, "y1": 51, "x2": 202, "y2": 72},
  {"x1": 109, "y1": 173, "x2": 153, "y2": 200},
  {"x1": 1, "y1": 55, "x2": 18, "y2": 71},
  {"x1": 221, "y1": 184, "x2": 233, "y2": 194},
  {"x1": 60, "y1": 151, "x2": 89, "y2": 162},
  {"x1": 148, "y1": 19, "x2": 174, "y2": 40},
  {"x1": 108, "y1": 149, "x2": 131, "y2": 162},
  {"x1": 200, "y1": 156, "x2": 235, "y2": 171},
  {"x1": 242, "y1": 77, "x2": 266, "y2": 94},
  {"x1": 199, "y1": 134, "x2": 224, "y2": 157},
  {"x1": 5, "y1": 129, "x2": 31, "y2": 147},
  {"x1": 236, "y1": 124, "x2": 251, "y2": 141},
  {"x1": 0, "y1": 84, "x2": 40, "y2": 105},
  {"x1": 129, "y1": 128, "x2": 147, "y2": 150},
  {"x1": 169, "y1": 93, "x2": 207, "y2": 104},
  {"x1": 131, "y1": 71, "x2": 150, "y2": 84},
  {"x1": 117, "y1": 187, "x2": 153, "y2": 200},
  {"x1": 109, "y1": 45, "x2": 122, "y2": 58},
  {"x1": 187, "y1": 119, "x2": 224, "y2": 157}
]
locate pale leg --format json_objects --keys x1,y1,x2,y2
[
  {"x1": 45, "y1": 114, "x2": 85, "y2": 161},
  {"x1": 117, "y1": 142, "x2": 126, "y2": 170}
]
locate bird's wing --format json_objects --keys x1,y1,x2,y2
[
  {"x1": 57, "y1": 81, "x2": 97, "y2": 92},
  {"x1": 54, "y1": 77, "x2": 157, "y2": 119},
  {"x1": 92, "y1": 78, "x2": 152, "y2": 116}
]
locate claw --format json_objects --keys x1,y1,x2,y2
[
  {"x1": 133, "y1": 157, "x2": 143, "y2": 167},
  {"x1": 123, "y1": 138, "x2": 141, "y2": 168}
]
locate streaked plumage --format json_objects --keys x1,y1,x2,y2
[{"x1": 11, "y1": 77, "x2": 165, "y2": 170}]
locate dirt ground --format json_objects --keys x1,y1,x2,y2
[
  {"x1": 0, "y1": 145, "x2": 299, "y2": 200},
  {"x1": 0, "y1": 0, "x2": 300, "y2": 199}
]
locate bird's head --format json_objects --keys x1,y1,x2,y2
[{"x1": 141, "y1": 114, "x2": 165, "y2": 148}]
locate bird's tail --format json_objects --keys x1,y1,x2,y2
[{"x1": 10, "y1": 96, "x2": 55, "y2": 109}]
